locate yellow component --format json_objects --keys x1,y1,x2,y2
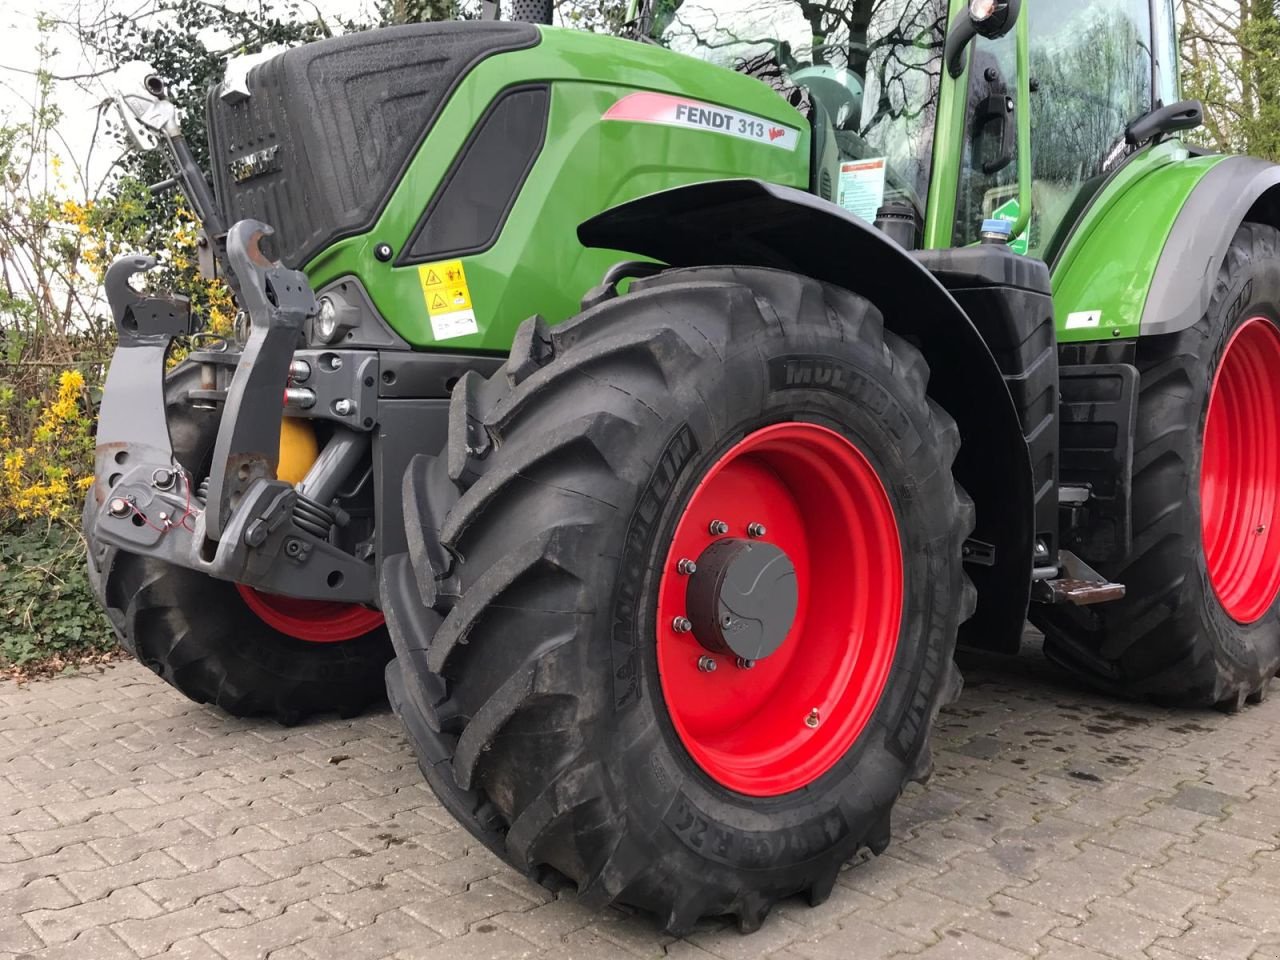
[{"x1": 277, "y1": 417, "x2": 320, "y2": 486}]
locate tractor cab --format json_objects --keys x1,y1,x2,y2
[{"x1": 656, "y1": 0, "x2": 1179, "y2": 258}]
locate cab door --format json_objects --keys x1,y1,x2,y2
[{"x1": 943, "y1": 0, "x2": 1166, "y2": 260}]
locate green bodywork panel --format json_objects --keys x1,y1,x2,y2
[
  {"x1": 306, "y1": 26, "x2": 810, "y2": 351},
  {"x1": 1050, "y1": 144, "x2": 1225, "y2": 342},
  {"x1": 302, "y1": 14, "x2": 1225, "y2": 352}
]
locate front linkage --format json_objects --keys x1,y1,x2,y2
[{"x1": 87, "y1": 220, "x2": 377, "y2": 606}]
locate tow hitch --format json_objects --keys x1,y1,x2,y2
[{"x1": 87, "y1": 220, "x2": 376, "y2": 604}]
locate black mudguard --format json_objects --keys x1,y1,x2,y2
[
  {"x1": 1143, "y1": 155, "x2": 1280, "y2": 336},
  {"x1": 579, "y1": 179, "x2": 1034, "y2": 653}
]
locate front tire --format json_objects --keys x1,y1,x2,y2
[
  {"x1": 86, "y1": 365, "x2": 392, "y2": 723},
  {"x1": 382, "y1": 267, "x2": 974, "y2": 932},
  {"x1": 1036, "y1": 222, "x2": 1280, "y2": 707}
]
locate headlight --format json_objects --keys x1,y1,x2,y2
[{"x1": 315, "y1": 296, "x2": 340, "y2": 343}]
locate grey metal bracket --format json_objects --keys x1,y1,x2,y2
[
  {"x1": 203, "y1": 221, "x2": 316, "y2": 539},
  {"x1": 286, "y1": 349, "x2": 379, "y2": 430},
  {"x1": 94, "y1": 468, "x2": 376, "y2": 603},
  {"x1": 105, "y1": 254, "x2": 194, "y2": 342},
  {"x1": 193, "y1": 477, "x2": 376, "y2": 601},
  {"x1": 94, "y1": 256, "x2": 189, "y2": 504}
]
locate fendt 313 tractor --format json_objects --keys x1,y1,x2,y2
[{"x1": 87, "y1": 0, "x2": 1280, "y2": 933}]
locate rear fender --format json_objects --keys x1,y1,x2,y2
[
  {"x1": 1142, "y1": 156, "x2": 1280, "y2": 336},
  {"x1": 580, "y1": 178, "x2": 1034, "y2": 653},
  {"x1": 1053, "y1": 149, "x2": 1280, "y2": 342}
]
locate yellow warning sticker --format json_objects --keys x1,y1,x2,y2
[{"x1": 417, "y1": 259, "x2": 478, "y2": 341}]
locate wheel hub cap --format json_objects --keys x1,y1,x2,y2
[{"x1": 686, "y1": 539, "x2": 798, "y2": 661}]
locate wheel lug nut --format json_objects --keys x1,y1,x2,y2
[
  {"x1": 708, "y1": 519, "x2": 729, "y2": 536},
  {"x1": 677, "y1": 558, "x2": 697, "y2": 575},
  {"x1": 747, "y1": 522, "x2": 767, "y2": 538},
  {"x1": 672, "y1": 616, "x2": 693, "y2": 634},
  {"x1": 735, "y1": 657, "x2": 755, "y2": 670},
  {"x1": 698, "y1": 655, "x2": 718, "y2": 673},
  {"x1": 805, "y1": 707, "x2": 821, "y2": 728}
]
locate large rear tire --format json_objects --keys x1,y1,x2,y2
[
  {"x1": 86, "y1": 365, "x2": 391, "y2": 723},
  {"x1": 1035, "y1": 222, "x2": 1280, "y2": 708},
  {"x1": 382, "y1": 267, "x2": 974, "y2": 932}
]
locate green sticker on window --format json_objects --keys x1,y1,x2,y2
[{"x1": 992, "y1": 198, "x2": 1029, "y2": 256}]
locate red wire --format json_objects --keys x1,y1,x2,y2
[
  {"x1": 126, "y1": 501, "x2": 168, "y2": 533},
  {"x1": 126, "y1": 467, "x2": 199, "y2": 536},
  {"x1": 177, "y1": 468, "x2": 197, "y2": 533}
]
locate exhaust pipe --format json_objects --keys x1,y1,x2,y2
[{"x1": 505, "y1": 0, "x2": 554, "y2": 24}]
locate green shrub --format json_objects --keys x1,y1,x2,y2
[{"x1": 0, "y1": 522, "x2": 114, "y2": 674}]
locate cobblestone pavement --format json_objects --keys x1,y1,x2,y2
[{"x1": 4, "y1": 635, "x2": 1280, "y2": 960}]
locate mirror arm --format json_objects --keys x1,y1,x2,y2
[
  {"x1": 945, "y1": 13, "x2": 979, "y2": 79},
  {"x1": 1125, "y1": 100, "x2": 1205, "y2": 146},
  {"x1": 161, "y1": 133, "x2": 227, "y2": 242}
]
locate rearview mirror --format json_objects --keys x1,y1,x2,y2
[
  {"x1": 109, "y1": 61, "x2": 180, "y2": 153},
  {"x1": 946, "y1": 0, "x2": 1022, "y2": 78},
  {"x1": 969, "y1": 0, "x2": 1021, "y2": 41}
]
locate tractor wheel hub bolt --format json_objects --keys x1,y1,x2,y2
[
  {"x1": 747, "y1": 522, "x2": 767, "y2": 538},
  {"x1": 672, "y1": 616, "x2": 693, "y2": 634},
  {"x1": 708, "y1": 519, "x2": 730, "y2": 535},
  {"x1": 735, "y1": 657, "x2": 756, "y2": 670},
  {"x1": 677, "y1": 558, "x2": 697, "y2": 575},
  {"x1": 697, "y1": 655, "x2": 718, "y2": 673}
]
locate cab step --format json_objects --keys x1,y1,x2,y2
[{"x1": 1032, "y1": 550, "x2": 1126, "y2": 607}]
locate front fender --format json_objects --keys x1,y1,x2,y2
[{"x1": 579, "y1": 178, "x2": 1035, "y2": 653}]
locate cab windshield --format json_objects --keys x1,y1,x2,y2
[{"x1": 657, "y1": 0, "x2": 949, "y2": 223}]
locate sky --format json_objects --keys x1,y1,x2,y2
[
  {"x1": 0, "y1": 0, "x2": 1212, "y2": 196},
  {"x1": 0, "y1": 1, "x2": 384, "y2": 193},
  {"x1": 2, "y1": 6, "x2": 111, "y2": 186}
]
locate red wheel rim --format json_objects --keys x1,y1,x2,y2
[
  {"x1": 1201, "y1": 316, "x2": 1280, "y2": 624},
  {"x1": 656, "y1": 422, "x2": 903, "y2": 797},
  {"x1": 235, "y1": 584, "x2": 385, "y2": 643}
]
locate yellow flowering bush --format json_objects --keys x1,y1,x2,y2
[
  {"x1": 0, "y1": 22, "x2": 241, "y2": 673},
  {"x1": 0, "y1": 370, "x2": 95, "y2": 523},
  {"x1": 0, "y1": 365, "x2": 110, "y2": 675}
]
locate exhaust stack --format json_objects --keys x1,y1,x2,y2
[{"x1": 505, "y1": 0, "x2": 554, "y2": 24}]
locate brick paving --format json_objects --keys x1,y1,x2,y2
[{"x1": 3, "y1": 633, "x2": 1280, "y2": 960}]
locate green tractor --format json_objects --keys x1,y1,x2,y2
[{"x1": 88, "y1": 0, "x2": 1280, "y2": 933}]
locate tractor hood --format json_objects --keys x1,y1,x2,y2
[{"x1": 205, "y1": 21, "x2": 539, "y2": 268}]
